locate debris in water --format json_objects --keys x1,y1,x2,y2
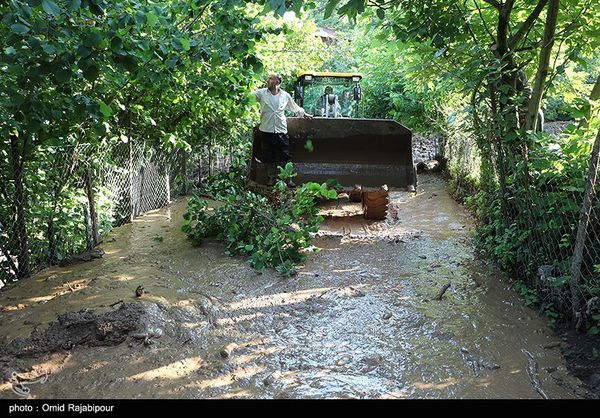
[
  {"x1": 523, "y1": 349, "x2": 549, "y2": 399},
  {"x1": 59, "y1": 249, "x2": 104, "y2": 267},
  {"x1": 220, "y1": 343, "x2": 238, "y2": 359},
  {"x1": 263, "y1": 373, "x2": 275, "y2": 386},
  {"x1": 135, "y1": 286, "x2": 145, "y2": 298},
  {"x1": 543, "y1": 342, "x2": 561, "y2": 350},
  {"x1": 0, "y1": 303, "x2": 147, "y2": 357},
  {"x1": 433, "y1": 282, "x2": 451, "y2": 301},
  {"x1": 109, "y1": 300, "x2": 124, "y2": 308}
]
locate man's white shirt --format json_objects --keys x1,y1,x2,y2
[{"x1": 253, "y1": 88, "x2": 306, "y2": 133}]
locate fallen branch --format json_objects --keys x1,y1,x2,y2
[
  {"x1": 109, "y1": 300, "x2": 124, "y2": 308},
  {"x1": 523, "y1": 349, "x2": 549, "y2": 399},
  {"x1": 434, "y1": 282, "x2": 451, "y2": 301}
]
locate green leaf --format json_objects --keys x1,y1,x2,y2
[
  {"x1": 4, "y1": 46, "x2": 17, "y2": 55},
  {"x1": 110, "y1": 37, "x2": 123, "y2": 51},
  {"x1": 376, "y1": 8, "x2": 385, "y2": 19},
  {"x1": 70, "y1": 0, "x2": 81, "y2": 11},
  {"x1": 83, "y1": 64, "x2": 99, "y2": 82},
  {"x1": 99, "y1": 101, "x2": 111, "y2": 117},
  {"x1": 11, "y1": 23, "x2": 30, "y2": 34},
  {"x1": 41, "y1": 43, "x2": 56, "y2": 55},
  {"x1": 147, "y1": 12, "x2": 158, "y2": 27},
  {"x1": 180, "y1": 38, "x2": 191, "y2": 51},
  {"x1": 135, "y1": 12, "x2": 146, "y2": 25},
  {"x1": 83, "y1": 33, "x2": 102, "y2": 48},
  {"x1": 42, "y1": 0, "x2": 61, "y2": 17},
  {"x1": 53, "y1": 68, "x2": 72, "y2": 83},
  {"x1": 324, "y1": 0, "x2": 338, "y2": 19},
  {"x1": 77, "y1": 45, "x2": 92, "y2": 57}
]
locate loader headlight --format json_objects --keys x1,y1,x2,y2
[
  {"x1": 304, "y1": 75, "x2": 313, "y2": 81},
  {"x1": 352, "y1": 76, "x2": 360, "y2": 82}
]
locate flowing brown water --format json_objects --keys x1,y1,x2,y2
[{"x1": 0, "y1": 175, "x2": 591, "y2": 399}]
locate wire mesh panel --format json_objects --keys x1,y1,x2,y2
[
  {"x1": 0, "y1": 140, "x2": 179, "y2": 285},
  {"x1": 441, "y1": 121, "x2": 600, "y2": 321},
  {"x1": 100, "y1": 141, "x2": 172, "y2": 225}
]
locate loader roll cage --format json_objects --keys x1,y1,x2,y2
[{"x1": 293, "y1": 72, "x2": 363, "y2": 118}]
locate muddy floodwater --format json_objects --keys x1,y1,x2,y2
[{"x1": 0, "y1": 174, "x2": 592, "y2": 399}]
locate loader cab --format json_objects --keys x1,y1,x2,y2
[{"x1": 294, "y1": 72, "x2": 363, "y2": 118}]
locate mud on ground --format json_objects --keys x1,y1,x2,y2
[{"x1": 0, "y1": 174, "x2": 595, "y2": 399}]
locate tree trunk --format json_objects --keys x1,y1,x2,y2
[
  {"x1": 208, "y1": 139, "x2": 213, "y2": 177},
  {"x1": 570, "y1": 127, "x2": 600, "y2": 321},
  {"x1": 9, "y1": 134, "x2": 30, "y2": 278},
  {"x1": 47, "y1": 199, "x2": 59, "y2": 265},
  {"x1": 165, "y1": 162, "x2": 171, "y2": 205},
  {"x1": 180, "y1": 150, "x2": 189, "y2": 195},
  {"x1": 525, "y1": 0, "x2": 559, "y2": 131},
  {"x1": 84, "y1": 168, "x2": 101, "y2": 246},
  {"x1": 83, "y1": 202, "x2": 93, "y2": 251},
  {"x1": 580, "y1": 74, "x2": 600, "y2": 129}
]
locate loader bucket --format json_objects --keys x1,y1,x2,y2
[{"x1": 249, "y1": 118, "x2": 416, "y2": 189}]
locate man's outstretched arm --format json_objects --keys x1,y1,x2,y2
[{"x1": 285, "y1": 94, "x2": 312, "y2": 119}]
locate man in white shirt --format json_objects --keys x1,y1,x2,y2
[{"x1": 253, "y1": 73, "x2": 312, "y2": 186}]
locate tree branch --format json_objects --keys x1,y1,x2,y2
[
  {"x1": 509, "y1": 0, "x2": 548, "y2": 49},
  {"x1": 525, "y1": 0, "x2": 560, "y2": 131},
  {"x1": 455, "y1": 3, "x2": 480, "y2": 45},
  {"x1": 474, "y1": 0, "x2": 496, "y2": 44},
  {"x1": 183, "y1": 2, "x2": 212, "y2": 32},
  {"x1": 497, "y1": 0, "x2": 516, "y2": 53}
]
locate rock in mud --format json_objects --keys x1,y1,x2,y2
[
  {"x1": 196, "y1": 298, "x2": 219, "y2": 325},
  {"x1": 263, "y1": 373, "x2": 276, "y2": 386},
  {"x1": 417, "y1": 159, "x2": 442, "y2": 173}
]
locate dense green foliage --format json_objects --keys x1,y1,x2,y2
[
  {"x1": 182, "y1": 163, "x2": 337, "y2": 276},
  {"x1": 289, "y1": 0, "x2": 600, "y2": 327},
  {"x1": 0, "y1": 0, "x2": 323, "y2": 283}
]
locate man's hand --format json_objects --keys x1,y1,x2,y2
[{"x1": 303, "y1": 114, "x2": 313, "y2": 120}]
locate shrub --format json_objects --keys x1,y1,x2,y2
[{"x1": 182, "y1": 163, "x2": 337, "y2": 276}]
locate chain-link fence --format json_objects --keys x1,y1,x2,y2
[
  {"x1": 0, "y1": 139, "x2": 233, "y2": 287},
  {"x1": 92, "y1": 141, "x2": 172, "y2": 226},
  {"x1": 442, "y1": 120, "x2": 600, "y2": 322}
]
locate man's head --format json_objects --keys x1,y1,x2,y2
[{"x1": 267, "y1": 73, "x2": 282, "y2": 90}]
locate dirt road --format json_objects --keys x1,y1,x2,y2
[{"x1": 0, "y1": 175, "x2": 591, "y2": 398}]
